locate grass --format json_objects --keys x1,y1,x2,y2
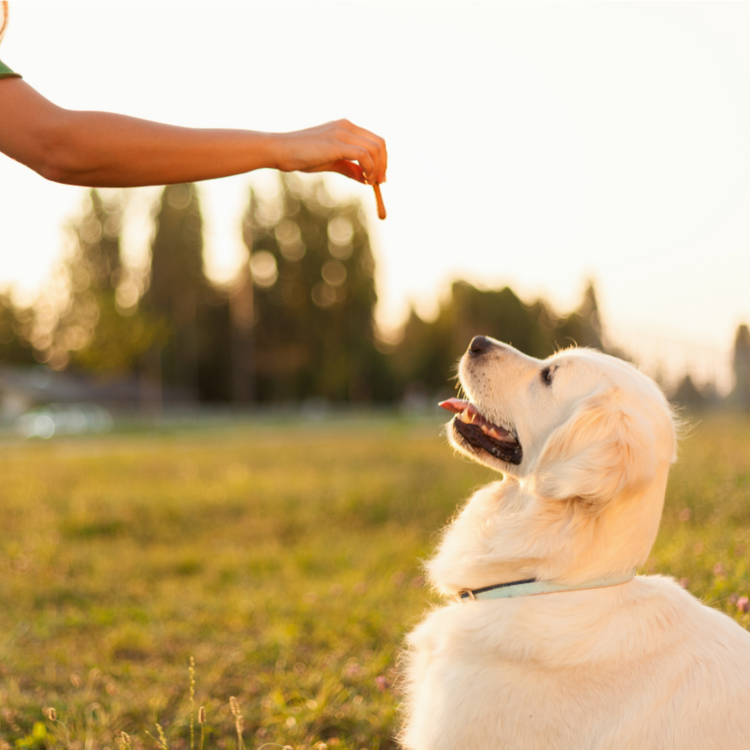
[{"x1": 0, "y1": 413, "x2": 748, "y2": 749}]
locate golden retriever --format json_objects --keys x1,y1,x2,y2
[{"x1": 400, "y1": 336, "x2": 750, "y2": 750}]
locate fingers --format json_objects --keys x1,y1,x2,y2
[
  {"x1": 341, "y1": 141, "x2": 378, "y2": 185},
  {"x1": 305, "y1": 159, "x2": 386, "y2": 219},
  {"x1": 303, "y1": 159, "x2": 366, "y2": 183},
  {"x1": 333, "y1": 119, "x2": 387, "y2": 184},
  {"x1": 308, "y1": 139, "x2": 375, "y2": 182},
  {"x1": 275, "y1": 119, "x2": 387, "y2": 186}
]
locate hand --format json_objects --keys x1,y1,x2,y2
[{"x1": 271, "y1": 119, "x2": 387, "y2": 185}]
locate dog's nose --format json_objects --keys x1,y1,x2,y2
[{"x1": 468, "y1": 335, "x2": 494, "y2": 356}]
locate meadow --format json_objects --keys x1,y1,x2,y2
[{"x1": 0, "y1": 413, "x2": 749, "y2": 750}]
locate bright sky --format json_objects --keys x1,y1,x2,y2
[{"x1": 2, "y1": 1, "x2": 750, "y2": 392}]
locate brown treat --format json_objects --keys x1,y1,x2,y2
[{"x1": 373, "y1": 183, "x2": 386, "y2": 220}]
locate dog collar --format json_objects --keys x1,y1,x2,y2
[{"x1": 457, "y1": 569, "x2": 636, "y2": 602}]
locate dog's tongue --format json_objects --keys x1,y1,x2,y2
[{"x1": 439, "y1": 398, "x2": 470, "y2": 415}]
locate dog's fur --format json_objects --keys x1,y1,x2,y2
[{"x1": 401, "y1": 338, "x2": 750, "y2": 750}]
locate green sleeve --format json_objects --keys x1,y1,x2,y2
[{"x1": 0, "y1": 59, "x2": 22, "y2": 80}]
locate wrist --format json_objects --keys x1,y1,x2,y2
[{"x1": 256, "y1": 131, "x2": 288, "y2": 172}]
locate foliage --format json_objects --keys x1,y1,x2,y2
[
  {"x1": 14, "y1": 182, "x2": 616, "y2": 405},
  {"x1": 17, "y1": 180, "x2": 744, "y2": 407},
  {"x1": 390, "y1": 280, "x2": 604, "y2": 392},
  {"x1": 0, "y1": 294, "x2": 35, "y2": 366},
  {"x1": 0, "y1": 415, "x2": 748, "y2": 748},
  {"x1": 50, "y1": 190, "x2": 166, "y2": 376},
  {"x1": 240, "y1": 176, "x2": 390, "y2": 403},
  {"x1": 143, "y1": 184, "x2": 213, "y2": 398},
  {"x1": 672, "y1": 374, "x2": 707, "y2": 412},
  {"x1": 729, "y1": 323, "x2": 750, "y2": 412}
]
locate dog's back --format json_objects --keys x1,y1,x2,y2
[{"x1": 403, "y1": 573, "x2": 750, "y2": 749}]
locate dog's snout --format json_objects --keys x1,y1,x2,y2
[{"x1": 468, "y1": 335, "x2": 495, "y2": 357}]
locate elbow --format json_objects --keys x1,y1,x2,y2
[
  {"x1": 27, "y1": 117, "x2": 89, "y2": 185},
  {"x1": 34, "y1": 157, "x2": 77, "y2": 185},
  {"x1": 32, "y1": 148, "x2": 84, "y2": 186}
]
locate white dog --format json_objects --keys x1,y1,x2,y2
[{"x1": 401, "y1": 336, "x2": 750, "y2": 750}]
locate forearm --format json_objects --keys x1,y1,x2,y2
[{"x1": 43, "y1": 110, "x2": 281, "y2": 187}]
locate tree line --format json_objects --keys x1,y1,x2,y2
[{"x1": 1, "y1": 177, "x2": 748, "y2": 411}]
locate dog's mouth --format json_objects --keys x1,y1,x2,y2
[{"x1": 439, "y1": 399, "x2": 523, "y2": 465}]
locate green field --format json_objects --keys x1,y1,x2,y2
[{"x1": 1, "y1": 414, "x2": 749, "y2": 750}]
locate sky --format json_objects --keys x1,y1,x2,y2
[{"x1": 1, "y1": 1, "x2": 750, "y2": 393}]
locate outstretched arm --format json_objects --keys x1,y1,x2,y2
[{"x1": 0, "y1": 78, "x2": 387, "y2": 187}]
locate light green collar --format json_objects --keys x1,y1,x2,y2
[{"x1": 457, "y1": 569, "x2": 636, "y2": 602}]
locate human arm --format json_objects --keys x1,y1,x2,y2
[{"x1": 0, "y1": 77, "x2": 387, "y2": 187}]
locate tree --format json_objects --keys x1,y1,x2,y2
[
  {"x1": 730, "y1": 323, "x2": 750, "y2": 413},
  {"x1": 389, "y1": 281, "x2": 609, "y2": 395},
  {"x1": 228, "y1": 261, "x2": 255, "y2": 403},
  {"x1": 0, "y1": 294, "x2": 35, "y2": 366},
  {"x1": 238, "y1": 175, "x2": 382, "y2": 402},
  {"x1": 672, "y1": 374, "x2": 706, "y2": 413},
  {"x1": 553, "y1": 281, "x2": 604, "y2": 351},
  {"x1": 50, "y1": 190, "x2": 164, "y2": 375},
  {"x1": 143, "y1": 183, "x2": 209, "y2": 398}
]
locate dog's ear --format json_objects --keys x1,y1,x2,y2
[{"x1": 533, "y1": 389, "x2": 657, "y2": 512}]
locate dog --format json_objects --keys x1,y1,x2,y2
[{"x1": 400, "y1": 336, "x2": 750, "y2": 750}]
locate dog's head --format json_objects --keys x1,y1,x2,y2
[{"x1": 438, "y1": 337, "x2": 678, "y2": 580}]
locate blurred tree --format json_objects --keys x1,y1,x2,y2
[
  {"x1": 554, "y1": 281, "x2": 604, "y2": 351},
  {"x1": 50, "y1": 190, "x2": 165, "y2": 375},
  {"x1": 238, "y1": 175, "x2": 386, "y2": 402},
  {"x1": 143, "y1": 183, "x2": 215, "y2": 400},
  {"x1": 390, "y1": 281, "x2": 608, "y2": 394},
  {"x1": 230, "y1": 200, "x2": 257, "y2": 403},
  {"x1": 390, "y1": 305, "x2": 453, "y2": 394},
  {"x1": 229, "y1": 263, "x2": 255, "y2": 403},
  {"x1": 730, "y1": 323, "x2": 750, "y2": 413},
  {"x1": 37, "y1": 187, "x2": 617, "y2": 409},
  {"x1": 671, "y1": 374, "x2": 706, "y2": 413},
  {"x1": 0, "y1": 294, "x2": 35, "y2": 365},
  {"x1": 196, "y1": 290, "x2": 233, "y2": 402}
]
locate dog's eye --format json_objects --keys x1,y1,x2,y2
[{"x1": 541, "y1": 366, "x2": 556, "y2": 386}]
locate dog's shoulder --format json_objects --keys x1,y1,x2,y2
[{"x1": 409, "y1": 575, "x2": 750, "y2": 667}]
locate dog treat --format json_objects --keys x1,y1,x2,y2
[{"x1": 373, "y1": 183, "x2": 386, "y2": 220}]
